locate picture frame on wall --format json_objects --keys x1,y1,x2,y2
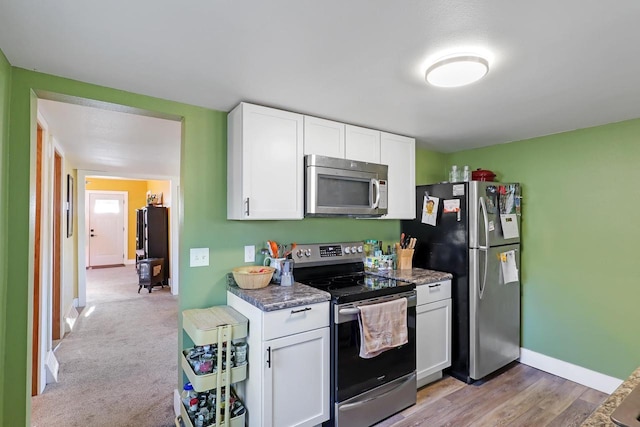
[{"x1": 67, "y1": 174, "x2": 74, "y2": 237}]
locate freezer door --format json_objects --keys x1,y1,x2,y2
[
  {"x1": 469, "y1": 244, "x2": 521, "y2": 380},
  {"x1": 468, "y1": 182, "x2": 521, "y2": 248}
]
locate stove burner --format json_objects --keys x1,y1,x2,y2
[
  {"x1": 308, "y1": 279, "x2": 331, "y2": 287},
  {"x1": 332, "y1": 276, "x2": 359, "y2": 285},
  {"x1": 328, "y1": 284, "x2": 367, "y2": 294}
]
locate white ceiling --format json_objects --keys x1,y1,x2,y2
[
  {"x1": 38, "y1": 99, "x2": 181, "y2": 177},
  {"x1": 3, "y1": 0, "x2": 640, "y2": 164}
]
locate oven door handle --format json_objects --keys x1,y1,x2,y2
[
  {"x1": 338, "y1": 308, "x2": 360, "y2": 315},
  {"x1": 339, "y1": 374, "x2": 415, "y2": 411}
]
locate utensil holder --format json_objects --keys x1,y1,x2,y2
[{"x1": 397, "y1": 249, "x2": 414, "y2": 270}]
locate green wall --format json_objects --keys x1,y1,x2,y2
[
  {"x1": 1, "y1": 67, "x2": 410, "y2": 425},
  {"x1": 448, "y1": 120, "x2": 640, "y2": 380},
  {"x1": 0, "y1": 48, "x2": 12, "y2": 425},
  {"x1": 416, "y1": 148, "x2": 447, "y2": 185}
]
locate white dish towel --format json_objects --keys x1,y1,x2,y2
[{"x1": 357, "y1": 297, "x2": 408, "y2": 359}]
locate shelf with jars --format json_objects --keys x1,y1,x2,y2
[{"x1": 176, "y1": 306, "x2": 248, "y2": 427}]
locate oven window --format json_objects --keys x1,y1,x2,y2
[
  {"x1": 317, "y1": 175, "x2": 370, "y2": 207},
  {"x1": 335, "y1": 306, "x2": 416, "y2": 402}
]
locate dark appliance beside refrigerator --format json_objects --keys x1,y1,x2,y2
[
  {"x1": 402, "y1": 181, "x2": 522, "y2": 383},
  {"x1": 294, "y1": 242, "x2": 417, "y2": 427}
]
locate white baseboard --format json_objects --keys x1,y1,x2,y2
[
  {"x1": 519, "y1": 348, "x2": 623, "y2": 394},
  {"x1": 174, "y1": 389, "x2": 181, "y2": 417},
  {"x1": 45, "y1": 350, "x2": 59, "y2": 384},
  {"x1": 125, "y1": 259, "x2": 136, "y2": 265},
  {"x1": 64, "y1": 305, "x2": 80, "y2": 333}
]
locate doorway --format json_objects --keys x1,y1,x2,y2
[{"x1": 86, "y1": 191, "x2": 127, "y2": 267}]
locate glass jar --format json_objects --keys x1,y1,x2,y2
[{"x1": 364, "y1": 240, "x2": 378, "y2": 257}]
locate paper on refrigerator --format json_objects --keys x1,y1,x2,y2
[
  {"x1": 499, "y1": 250, "x2": 519, "y2": 284},
  {"x1": 421, "y1": 195, "x2": 439, "y2": 226},
  {"x1": 500, "y1": 214, "x2": 519, "y2": 239}
]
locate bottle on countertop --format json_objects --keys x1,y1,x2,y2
[{"x1": 463, "y1": 165, "x2": 470, "y2": 182}]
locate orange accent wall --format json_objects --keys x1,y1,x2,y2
[{"x1": 84, "y1": 178, "x2": 148, "y2": 260}]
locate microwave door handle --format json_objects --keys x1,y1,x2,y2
[{"x1": 371, "y1": 178, "x2": 381, "y2": 209}]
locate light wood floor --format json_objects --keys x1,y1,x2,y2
[{"x1": 375, "y1": 363, "x2": 608, "y2": 427}]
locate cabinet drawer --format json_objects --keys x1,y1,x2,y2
[
  {"x1": 263, "y1": 302, "x2": 329, "y2": 341},
  {"x1": 417, "y1": 280, "x2": 451, "y2": 305}
]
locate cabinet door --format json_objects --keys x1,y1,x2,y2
[
  {"x1": 416, "y1": 299, "x2": 452, "y2": 385},
  {"x1": 380, "y1": 132, "x2": 416, "y2": 219},
  {"x1": 228, "y1": 103, "x2": 304, "y2": 220},
  {"x1": 263, "y1": 328, "x2": 329, "y2": 427},
  {"x1": 345, "y1": 124, "x2": 381, "y2": 163},
  {"x1": 303, "y1": 116, "x2": 345, "y2": 158}
]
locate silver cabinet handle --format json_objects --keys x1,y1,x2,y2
[
  {"x1": 245, "y1": 197, "x2": 250, "y2": 216},
  {"x1": 291, "y1": 307, "x2": 311, "y2": 314}
]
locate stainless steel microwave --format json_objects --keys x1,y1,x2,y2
[{"x1": 305, "y1": 154, "x2": 388, "y2": 217}]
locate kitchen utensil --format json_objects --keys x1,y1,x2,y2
[
  {"x1": 471, "y1": 168, "x2": 496, "y2": 181},
  {"x1": 269, "y1": 241, "x2": 279, "y2": 258},
  {"x1": 263, "y1": 256, "x2": 286, "y2": 283},
  {"x1": 283, "y1": 243, "x2": 297, "y2": 258},
  {"x1": 232, "y1": 266, "x2": 275, "y2": 289},
  {"x1": 280, "y1": 259, "x2": 295, "y2": 286}
]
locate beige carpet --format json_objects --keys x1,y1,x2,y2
[{"x1": 31, "y1": 265, "x2": 178, "y2": 427}]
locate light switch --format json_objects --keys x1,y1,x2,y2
[
  {"x1": 190, "y1": 248, "x2": 209, "y2": 267},
  {"x1": 244, "y1": 245, "x2": 255, "y2": 263}
]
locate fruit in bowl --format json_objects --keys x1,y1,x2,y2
[{"x1": 232, "y1": 266, "x2": 275, "y2": 289}]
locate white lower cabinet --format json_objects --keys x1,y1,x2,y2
[
  {"x1": 227, "y1": 292, "x2": 330, "y2": 427},
  {"x1": 263, "y1": 328, "x2": 329, "y2": 427},
  {"x1": 416, "y1": 280, "x2": 452, "y2": 388}
]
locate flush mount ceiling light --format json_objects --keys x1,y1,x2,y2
[{"x1": 425, "y1": 54, "x2": 489, "y2": 88}]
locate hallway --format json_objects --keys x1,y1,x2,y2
[{"x1": 31, "y1": 265, "x2": 178, "y2": 427}]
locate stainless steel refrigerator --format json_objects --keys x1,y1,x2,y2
[{"x1": 401, "y1": 181, "x2": 521, "y2": 383}]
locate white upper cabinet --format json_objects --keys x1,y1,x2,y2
[
  {"x1": 345, "y1": 125, "x2": 381, "y2": 163},
  {"x1": 303, "y1": 116, "x2": 345, "y2": 158},
  {"x1": 227, "y1": 103, "x2": 304, "y2": 220},
  {"x1": 228, "y1": 102, "x2": 416, "y2": 220},
  {"x1": 380, "y1": 132, "x2": 416, "y2": 219}
]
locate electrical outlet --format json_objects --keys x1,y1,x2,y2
[
  {"x1": 244, "y1": 245, "x2": 255, "y2": 263},
  {"x1": 190, "y1": 248, "x2": 209, "y2": 267}
]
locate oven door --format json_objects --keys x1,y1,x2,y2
[
  {"x1": 333, "y1": 291, "x2": 416, "y2": 403},
  {"x1": 306, "y1": 165, "x2": 387, "y2": 217}
]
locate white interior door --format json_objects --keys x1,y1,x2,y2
[{"x1": 88, "y1": 192, "x2": 125, "y2": 267}]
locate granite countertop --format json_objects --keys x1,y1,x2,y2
[
  {"x1": 581, "y1": 367, "x2": 640, "y2": 426},
  {"x1": 371, "y1": 267, "x2": 453, "y2": 285},
  {"x1": 227, "y1": 274, "x2": 330, "y2": 312}
]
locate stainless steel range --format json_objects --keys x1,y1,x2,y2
[{"x1": 294, "y1": 242, "x2": 417, "y2": 427}]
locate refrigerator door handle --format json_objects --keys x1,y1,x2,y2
[
  {"x1": 479, "y1": 196, "x2": 490, "y2": 249},
  {"x1": 479, "y1": 197, "x2": 489, "y2": 299}
]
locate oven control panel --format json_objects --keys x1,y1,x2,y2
[{"x1": 294, "y1": 242, "x2": 364, "y2": 266}]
